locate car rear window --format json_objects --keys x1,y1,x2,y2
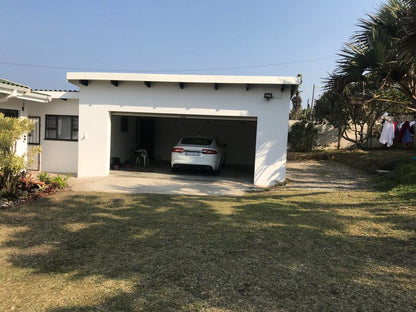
[{"x1": 181, "y1": 137, "x2": 213, "y2": 145}]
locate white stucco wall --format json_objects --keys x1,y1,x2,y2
[
  {"x1": 77, "y1": 81, "x2": 292, "y2": 186},
  {"x1": 0, "y1": 98, "x2": 79, "y2": 173}
]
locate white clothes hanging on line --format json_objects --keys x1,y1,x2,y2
[{"x1": 379, "y1": 121, "x2": 395, "y2": 147}]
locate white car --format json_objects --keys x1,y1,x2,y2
[{"x1": 171, "y1": 137, "x2": 224, "y2": 172}]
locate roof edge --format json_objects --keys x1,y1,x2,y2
[
  {"x1": 67, "y1": 72, "x2": 301, "y2": 86},
  {"x1": 35, "y1": 90, "x2": 79, "y2": 99}
]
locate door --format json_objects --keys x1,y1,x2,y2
[{"x1": 27, "y1": 116, "x2": 41, "y2": 171}]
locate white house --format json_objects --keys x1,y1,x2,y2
[
  {"x1": 0, "y1": 73, "x2": 301, "y2": 187},
  {"x1": 0, "y1": 79, "x2": 79, "y2": 173}
]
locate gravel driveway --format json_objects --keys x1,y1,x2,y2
[{"x1": 285, "y1": 160, "x2": 374, "y2": 191}]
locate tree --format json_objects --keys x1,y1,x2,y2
[
  {"x1": 0, "y1": 113, "x2": 33, "y2": 198},
  {"x1": 288, "y1": 120, "x2": 317, "y2": 152},
  {"x1": 289, "y1": 90, "x2": 303, "y2": 120},
  {"x1": 314, "y1": 81, "x2": 408, "y2": 149},
  {"x1": 329, "y1": 0, "x2": 416, "y2": 111},
  {"x1": 399, "y1": 0, "x2": 416, "y2": 63},
  {"x1": 314, "y1": 89, "x2": 350, "y2": 149}
]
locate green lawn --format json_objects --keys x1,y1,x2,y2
[{"x1": 0, "y1": 188, "x2": 415, "y2": 311}]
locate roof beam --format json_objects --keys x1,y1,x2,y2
[
  {"x1": 110, "y1": 80, "x2": 119, "y2": 87},
  {"x1": 144, "y1": 81, "x2": 152, "y2": 88},
  {"x1": 79, "y1": 80, "x2": 89, "y2": 86}
]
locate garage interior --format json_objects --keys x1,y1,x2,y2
[{"x1": 110, "y1": 113, "x2": 257, "y2": 181}]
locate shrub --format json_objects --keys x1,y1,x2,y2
[
  {"x1": 288, "y1": 121, "x2": 317, "y2": 152},
  {"x1": 37, "y1": 172, "x2": 69, "y2": 190},
  {"x1": 37, "y1": 172, "x2": 52, "y2": 184},
  {"x1": 394, "y1": 163, "x2": 416, "y2": 185},
  {"x1": 51, "y1": 174, "x2": 69, "y2": 189},
  {"x1": 0, "y1": 114, "x2": 33, "y2": 199}
]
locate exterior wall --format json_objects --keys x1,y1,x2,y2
[
  {"x1": 0, "y1": 98, "x2": 78, "y2": 173},
  {"x1": 288, "y1": 120, "x2": 356, "y2": 149},
  {"x1": 288, "y1": 120, "x2": 398, "y2": 149},
  {"x1": 77, "y1": 81, "x2": 292, "y2": 186}
]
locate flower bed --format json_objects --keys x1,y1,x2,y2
[{"x1": 0, "y1": 172, "x2": 69, "y2": 208}]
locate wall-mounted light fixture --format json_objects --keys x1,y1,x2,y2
[{"x1": 264, "y1": 93, "x2": 273, "y2": 101}]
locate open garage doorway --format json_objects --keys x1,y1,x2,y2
[{"x1": 109, "y1": 113, "x2": 257, "y2": 184}]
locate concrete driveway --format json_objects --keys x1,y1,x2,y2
[
  {"x1": 69, "y1": 165, "x2": 254, "y2": 196},
  {"x1": 68, "y1": 161, "x2": 374, "y2": 196}
]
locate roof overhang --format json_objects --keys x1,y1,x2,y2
[
  {"x1": 0, "y1": 78, "x2": 51, "y2": 103},
  {"x1": 67, "y1": 72, "x2": 302, "y2": 87}
]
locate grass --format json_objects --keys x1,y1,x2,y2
[{"x1": 0, "y1": 188, "x2": 415, "y2": 311}]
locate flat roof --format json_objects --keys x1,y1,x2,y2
[{"x1": 67, "y1": 72, "x2": 301, "y2": 85}]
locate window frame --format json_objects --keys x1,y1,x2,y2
[
  {"x1": 45, "y1": 114, "x2": 78, "y2": 141},
  {"x1": 0, "y1": 108, "x2": 18, "y2": 118}
]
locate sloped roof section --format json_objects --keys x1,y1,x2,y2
[
  {"x1": 0, "y1": 78, "x2": 51, "y2": 103},
  {"x1": 0, "y1": 78, "x2": 30, "y2": 90}
]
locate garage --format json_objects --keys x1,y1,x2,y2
[
  {"x1": 109, "y1": 113, "x2": 257, "y2": 181},
  {"x1": 68, "y1": 72, "x2": 301, "y2": 187}
]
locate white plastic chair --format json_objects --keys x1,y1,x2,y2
[{"x1": 135, "y1": 148, "x2": 149, "y2": 166}]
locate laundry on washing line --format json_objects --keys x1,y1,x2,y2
[{"x1": 379, "y1": 115, "x2": 415, "y2": 147}]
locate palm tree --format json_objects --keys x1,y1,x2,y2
[
  {"x1": 399, "y1": 0, "x2": 416, "y2": 63},
  {"x1": 328, "y1": 0, "x2": 416, "y2": 111}
]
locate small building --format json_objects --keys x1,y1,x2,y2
[{"x1": 0, "y1": 73, "x2": 301, "y2": 187}]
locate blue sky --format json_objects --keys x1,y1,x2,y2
[{"x1": 1, "y1": 0, "x2": 382, "y2": 106}]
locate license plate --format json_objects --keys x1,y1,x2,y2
[{"x1": 185, "y1": 151, "x2": 200, "y2": 156}]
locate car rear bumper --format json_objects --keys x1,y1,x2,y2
[{"x1": 171, "y1": 154, "x2": 220, "y2": 170}]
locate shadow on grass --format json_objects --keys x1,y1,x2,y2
[{"x1": 0, "y1": 191, "x2": 415, "y2": 311}]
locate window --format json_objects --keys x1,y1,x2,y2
[
  {"x1": 28, "y1": 117, "x2": 41, "y2": 145},
  {"x1": 0, "y1": 109, "x2": 18, "y2": 118},
  {"x1": 181, "y1": 137, "x2": 213, "y2": 145},
  {"x1": 45, "y1": 115, "x2": 78, "y2": 141}
]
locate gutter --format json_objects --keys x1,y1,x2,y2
[
  {"x1": 0, "y1": 84, "x2": 51, "y2": 103},
  {"x1": 0, "y1": 90, "x2": 18, "y2": 102}
]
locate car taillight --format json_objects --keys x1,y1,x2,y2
[
  {"x1": 172, "y1": 147, "x2": 184, "y2": 153},
  {"x1": 202, "y1": 149, "x2": 217, "y2": 154}
]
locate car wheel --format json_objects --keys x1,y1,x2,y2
[
  {"x1": 212, "y1": 166, "x2": 221, "y2": 175},
  {"x1": 171, "y1": 166, "x2": 179, "y2": 173}
]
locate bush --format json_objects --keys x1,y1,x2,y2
[
  {"x1": 37, "y1": 172, "x2": 69, "y2": 189},
  {"x1": 288, "y1": 121, "x2": 317, "y2": 152},
  {"x1": 37, "y1": 172, "x2": 52, "y2": 184},
  {"x1": 0, "y1": 114, "x2": 33, "y2": 199},
  {"x1": 51, "y1": 174, "x2": 69, "y2": 189},
  {"x1": 393, "y1": 163, "x2": 416, "y2": 185}
]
